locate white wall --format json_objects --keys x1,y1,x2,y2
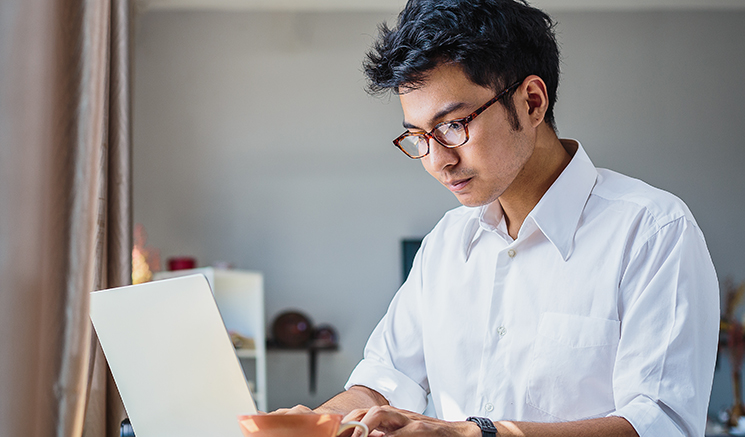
[{"x1": 132, "y1": 9, "x2": 745, "y2": 414}]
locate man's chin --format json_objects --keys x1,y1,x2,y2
[
  {"x1": 454, "y1": 191, "x2": 500, "y2": 208},
  {"x1": 454, "y1": 194, "x2": 485, "y2": 208}
]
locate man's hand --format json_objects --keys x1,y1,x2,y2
[
  {"x1": 268, "y1": 404, "x2": 314, "y2": 415},
  {"x1": 342, "y1": 405, "x2": 480, "y2": 437},
  {"x1": 341, "y1": 405, "x2": 638, "y2": 437}
]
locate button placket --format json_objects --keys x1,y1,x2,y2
[{"x1": 475, "y1": 242, "x2": 513, "y2": 419}]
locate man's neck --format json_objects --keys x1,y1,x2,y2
[{"x1": 499, "y1": 129, "x2": 572, "y2": 240}]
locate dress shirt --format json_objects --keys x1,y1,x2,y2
[{"x1": 345, "y1": 140, "x2": 719, "y2": 437}]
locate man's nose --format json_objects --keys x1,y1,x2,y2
[{"x1": 425, "y1": 137, "x2": 459, "y2": 170}]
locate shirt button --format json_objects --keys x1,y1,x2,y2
[
  {"x1": 497, "y1": 326, "x2": 507, "y2": 337},
  {"x1": 485, "y1": 403, "x2": 494, "y2": 412},
  {"x1": 507, "y1": 249, "x2": 516, "y2": 258}
]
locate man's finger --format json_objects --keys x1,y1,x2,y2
[
  {"x1": 359, "y1": 405, "x2": 411, "y2": 434},
  {"x1": 268, "y1": 404, "x2": 314, "y2": 415},
  {"x1": 342, "y1": 408, "x2": 369, "y2": 423}
]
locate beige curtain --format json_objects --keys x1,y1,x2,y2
[{"x1": 0, "y1": 0, "x2": 133, "y2": 436}]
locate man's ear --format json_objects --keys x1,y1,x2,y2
[{"x1": 521, "y1": 75, "x2": 549, "y2": 128}]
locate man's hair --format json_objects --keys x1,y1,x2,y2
[{"x1": 364, "y1": 0, "x2": 560, "y2": 131}]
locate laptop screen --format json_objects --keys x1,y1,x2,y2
[{"x1": 90, "y1": 274, "x2": 257, "y2": 437}]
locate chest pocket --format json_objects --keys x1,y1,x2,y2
[{"x1": 526, "y1": 312, "x2": 620, "y2": 421}]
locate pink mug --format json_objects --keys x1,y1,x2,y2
[{"x1": 237, "y1": 414, "x2": 368, "y2": 437}]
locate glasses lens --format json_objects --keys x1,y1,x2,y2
[
  {"x1": 433, "y1": 121, "x2": 467, "y2": 146},
  {"x1": 398, "y1": 134, "x2": 429, "y2": 158}
]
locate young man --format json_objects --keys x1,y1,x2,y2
[{"x1": 278, "y1": 1, "x2": 719, "y2": 436}]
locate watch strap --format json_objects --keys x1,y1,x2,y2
[{"x1": 466, "y1": 416, "x2": 498, "y2": 437}]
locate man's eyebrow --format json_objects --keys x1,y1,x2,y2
[{"x1": 402, "y1": 101, "x2": 469, "y2": 130}]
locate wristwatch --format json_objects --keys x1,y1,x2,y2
[{"x1": 466, "y1": 416, "x2": 498, "y2": 437}]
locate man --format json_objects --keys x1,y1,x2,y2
[{"x1": 278, "y1": 0, "x2": 719, "y2": 435}]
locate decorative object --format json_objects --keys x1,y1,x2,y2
[
  {"x1": 721, "y1": 278, "x2": 745, "y2": 428},
  {"x1": 230, "y1": 332, "x2": 256, "y2": 350},
  {"x1": 272, "y1": 311, "x2": 313, "y2": 348},
  {"x1": 167, "y1": 256, "x2": 197, "y2": 271},
  {"x1": 268, "y1": 311, "x2": 339, "y2": 394},
  {"x1": 132, "y1": 224, "x2": 160, "y2": 284},
  {"x1": 312, "y1": 324, "x2": 339, "y2": 349},
  {"x1": 212, "y1": 260, "x2": 234, "y2": 270},
  {"x1": 401, "y1": 238, "x2": 423, "y2": 284}
]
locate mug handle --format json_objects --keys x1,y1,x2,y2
[{"x1": 337, "y1": 421, "x2": 369, "y2": 437}]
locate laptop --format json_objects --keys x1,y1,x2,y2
[{"x1": 90, "y1": 274, "x2": 257, "y2": 437}]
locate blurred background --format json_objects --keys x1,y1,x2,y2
[{"x1": 130, "y1": 0, "x2": 745, "y2": 416}]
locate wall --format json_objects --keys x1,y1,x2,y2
[{"x1": 132, "y1": 9, "x2": 745, "y2": 414}]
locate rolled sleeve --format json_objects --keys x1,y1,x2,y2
[
  {"x1": 610, "y1": 395, "x2": 685, "y2": 436},
  {"x1": 612, "y1": 216, "x2": 719, "y2": 436},
  {"x1": 345, "y1": 359, "x2": 429, "y2": 412}
]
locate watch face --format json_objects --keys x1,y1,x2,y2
[{"x1": 467, "y1": 416, "x2": 498, "y2": 433}]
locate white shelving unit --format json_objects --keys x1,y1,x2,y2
[{"x1": 153, "y1": 267, "x2": 267, "y2": 411}]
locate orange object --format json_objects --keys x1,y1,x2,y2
[{"x1": 237, "y1": 414, "x2": 367, "y2": 437}]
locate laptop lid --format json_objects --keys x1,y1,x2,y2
[{"x1": 90, "y1": 274, "x2": 257, "y2": 437}]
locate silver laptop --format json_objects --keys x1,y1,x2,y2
[{"x1": 90, "y1": 274, "x2": 257, "y2": 437}]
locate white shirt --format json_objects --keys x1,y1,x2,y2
[{"x1": 345, "y1": 140, "x2": 719, "y2": 437}]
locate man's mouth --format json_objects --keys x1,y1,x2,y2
[{"x1": 444, "y1": 177, "x2": 473, "y2": 192}]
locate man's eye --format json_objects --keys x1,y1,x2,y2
[{"x1": 438, "y1": 122, "x2": 462, "y2": 134}]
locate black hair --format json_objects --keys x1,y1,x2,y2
[{"x1": 364, "y1": 0, "x2": 560, "y2": 131}]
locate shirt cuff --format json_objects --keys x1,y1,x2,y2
[
  {"x1": 608, "y1": 395, "x2": 686, "y2": 437},
  {"x1": 344, "y1": 359, "x2": 428, "y2": 413}
]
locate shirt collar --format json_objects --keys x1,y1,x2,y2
[
  {"x1": 530, "y1": 140, "x2": 597, "y2": 260},
  {"x1": 463, "y1": 139, "x2": 598, "y2": 261}
]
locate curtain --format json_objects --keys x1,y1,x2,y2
[{"x1": 0, "y1": 0, "x2": 133, "y2": 436}]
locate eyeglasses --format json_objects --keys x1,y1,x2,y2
[{"x1": 393, "y1": 80, "x2": 522, "y2": 159}]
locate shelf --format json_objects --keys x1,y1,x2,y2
[
  {"x1": 153, "y1": 268, "x2": 267, "y2": 411},
  {"x1": 266, "y1": 344, "x2": 339, "y2": 352},
  {"x1": 267, "y1": 341, "x2": 339, "y2": 394},
  {"x1": 235, "y1": 348, "x2": 258, "y2": 359}
]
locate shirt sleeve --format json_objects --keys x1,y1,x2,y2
[
  {"x1": 608, "y1": 216, "x2": 719, "y2": 437},
  {"x1": 344, "y1": 237, "x2": 430, "y2": 413}
]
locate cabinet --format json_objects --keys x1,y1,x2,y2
[{"x1": 153, "y1": 268, "x2": 267, "y2": 411}]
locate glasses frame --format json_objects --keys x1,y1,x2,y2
[{"x1": 393, "y1": 80, "x2": 523, "y2": 159}]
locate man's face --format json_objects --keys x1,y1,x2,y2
[{"x1": 399, "y1": 63, "x2": 535, "y2": 207}]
